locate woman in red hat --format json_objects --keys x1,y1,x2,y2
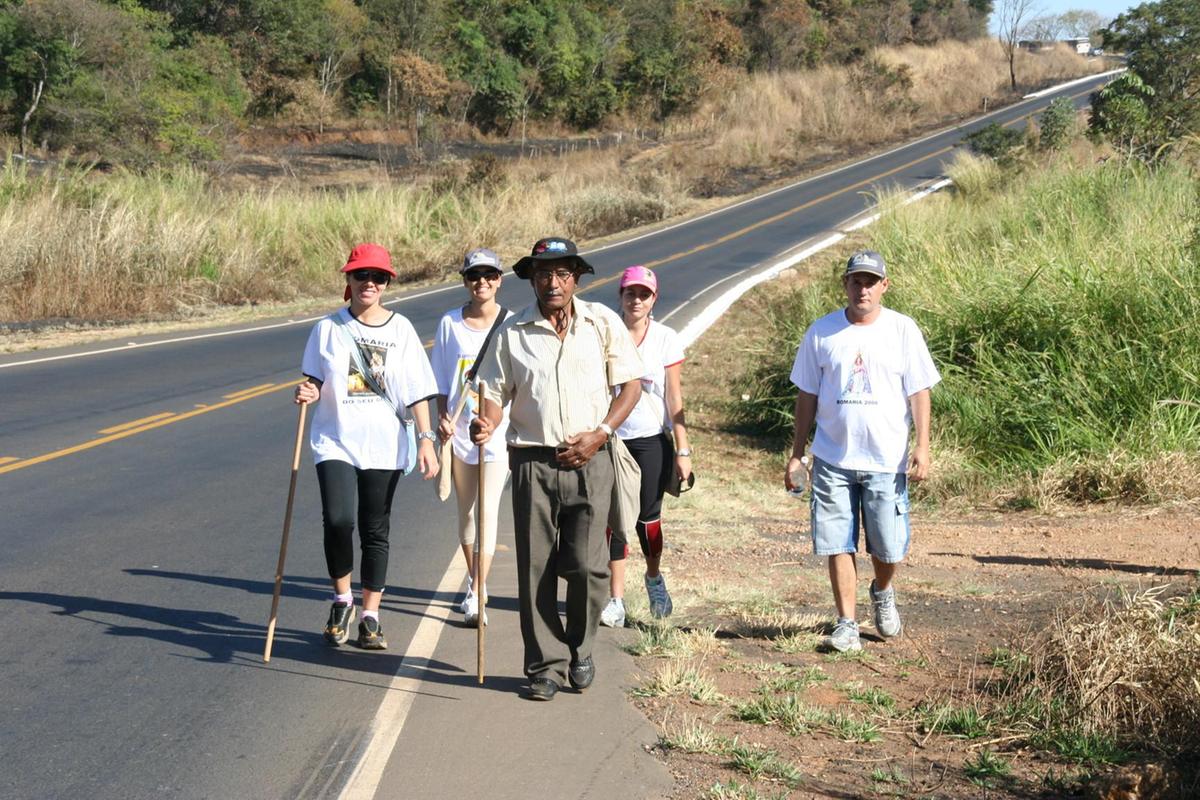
[
  {"x1": 294, "y1": 243, "x2": 440, "y2": 650},
  {"x1": 600, "y1": 265, "x2": 693, "y2": 628}
]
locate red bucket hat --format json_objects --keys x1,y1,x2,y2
[{"x1": 341, "y1": 243, "x2": 396, "y2": 300}]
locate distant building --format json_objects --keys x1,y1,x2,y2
[{"x1": 1065, "y1": 37, "x2": 1090, "y2": 54}]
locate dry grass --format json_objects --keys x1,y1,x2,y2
[
  {"x1": 991, "y1": 584, "x2": 1200, "y2": 760},
  {"x1": 664, "y1": 39, "x2": 1101, "y2": 178}
]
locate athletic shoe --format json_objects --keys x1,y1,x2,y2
[
  {"x1": 599, "y1": 597, "x2": 626, "y2": 628},
  {"x1": 458, "y1": 588, "x2": 474, "y2": 615},
  {"x1": 323, "y1": 602, "x2": 356, "y2": 646},
  {"x1": 870, "y1": 580, "x2": 903, "y2": 638},
  {"x1": 357, "y1": 617, "x2": 388, "y2": 650},
  {"x1": 463, "y1": 592, "x2": 488, "y2": 627},
  {"x1": 568, "y1": 656, "x2": 595, "y2": 690},
  {"x1": 645, "y1": 574, "x2": 673, "y2": 619},
  {"x1": 825, "y1": 618, "x2": 862, "y2": 653}
]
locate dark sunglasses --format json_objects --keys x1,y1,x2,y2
[
  {"x1": 350, "y1": 269, "x2": 391, "y2": 284},
  {"x1": 464, "y1": 270, "x2": 501, "y2": 283}
]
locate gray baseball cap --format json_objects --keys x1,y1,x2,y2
[
  {"x1": 461, "y1": 247, "x2": 502, "y2": 273},
  {"x1": 844, "y1": 250, "x2": 887, "y2": 278}
]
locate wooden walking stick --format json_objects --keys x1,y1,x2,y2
[
  {"x1": 475, "y1": 379, "x2": 487, "y2": 684},
  {"x1": 264, "y1": 401, "x2": 308, "y2": 663}
]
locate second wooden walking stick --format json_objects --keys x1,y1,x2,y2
[
  {"x1": 264, "y1": 401, "x2": 308, "y2": 663},
  {"x1": 475, "y1": 379, "x2": 488, "y2": 684}
]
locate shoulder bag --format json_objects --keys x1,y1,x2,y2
[{"x1": 437, "y1": 308, "x2": 509, "y2": 501}]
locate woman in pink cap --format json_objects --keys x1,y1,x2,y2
[
  {"x1": 600, "y1": 265, "x2": 693, "y2": 627},
  {"x1": 294, "y1": 243, "x2": 440, "y2": 650}
]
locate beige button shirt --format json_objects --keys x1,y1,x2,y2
[{"x1": 477, "y1": 297, "x2": 645, "y2": 448}]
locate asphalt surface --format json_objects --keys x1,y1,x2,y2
[{"x1": 0, "y1": 72, "x2": 1117, "y2": 800}]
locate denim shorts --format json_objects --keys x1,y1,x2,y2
[{"x1": 809, "y1": 457, "x2": 910, "y2": 563}]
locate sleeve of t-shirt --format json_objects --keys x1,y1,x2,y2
[
  {"x1": 901, "y1": 318, "x2": 941, "y2": 395},
  {"x1": 431, "y1": 314, "x2": 453, "y2": 396},
  {"x1": 477, "y1": 322, "x2": 512, "y2": 407},
  {"x1": 301, "y1": 319, "x2": 328, "y2": 382},
  {"x1": 393, "y1": 317, "x2": 439, "y2": 408},
  {"x1": 789, "y1": 327, "x2": 821, "y2": 395},
  {"x1": 600, "y1": 306, "x2": 646, "y2": 386},
  {"x1": 661, "y1": 325, "x2": 685, "y2": 368}
]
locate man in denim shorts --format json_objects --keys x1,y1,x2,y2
[{"x1": 784, "y1": 250, "x2": 940, "y2": 651}]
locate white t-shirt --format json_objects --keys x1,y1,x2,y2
[
  {"x1": 301, "y1": 308, "x2": 438, "y2": 470},
  {"x1": 790, "y1": 306, "x2": 940, "y2": 473},
  {"x1": 431, "y1": 307, "x2": 510, "y2": 465},
  {"x1": 616, "y1": 320, "x2": 685, "y2": 440}
]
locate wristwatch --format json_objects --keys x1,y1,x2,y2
[
  {"x1": 676, "y1": 448, "x2": 692, "y2": 457},
  {"x1": 416, "y1": 430, "x2": 437, "y2": 442},
  {"x1": 596, "y1": 422, "x2": 614, "y2": 439}
]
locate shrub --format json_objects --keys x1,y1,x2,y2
[
  {"x1": 1037, "y1": 96, "x2": 1077, "y2": 151},
  {"x1": 963, "y1": 122, "x2": 1024, "y2": 162}
]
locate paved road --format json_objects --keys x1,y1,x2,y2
[{"x1": 0, "y1": 72, "x2": 1117, "y2": 800}]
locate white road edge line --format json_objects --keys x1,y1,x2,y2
[
  {"x1": 1022, "y1": 67, "x2": 1124, "y2": 100},
  {"x1": 329, "y1": 176, "x2": 955, "y2": 799},
  {"x1": 335, "y1": 551, "x2": 468, "y2": 800},
  {"x1": 674, "y1": 178, "x2": 952, "y2": 349}
]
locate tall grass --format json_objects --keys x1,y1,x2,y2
[
  {"x1": 733, "y1": 152, "x2": 1200, "y2": 505},
  {"x1": 0, "y1": 152, "x2": 691, "y2": 321}
]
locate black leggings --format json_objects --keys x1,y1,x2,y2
[
  {"x1": 315, "y1": 460, "x2": 402, "y2": 592},
  {"x1": 609, "y1": 433, "x2": 672, "y2": 561}
]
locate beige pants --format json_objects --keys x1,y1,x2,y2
[{"x1": 452, "y1": 452, "x2": 508, "y2": 556}]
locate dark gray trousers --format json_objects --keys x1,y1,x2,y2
[{"x1": 509, "y1": 446, "x2": 613, "y2": 683}]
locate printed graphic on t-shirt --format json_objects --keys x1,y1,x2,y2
[
  {"x1": 348, "y1": 342, "x2": 388, "y2": 396},
  {"x1": 839, "y1": 350, "x2": 877, "y2": 406},
  {"x1": 452, "y1": 356, "x2": 481, "y2": 414}
]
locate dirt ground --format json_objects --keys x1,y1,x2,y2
[{"x1": 618, "y1": 267, "x2": 1200, "y2": 800}]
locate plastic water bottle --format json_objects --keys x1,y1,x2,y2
[{"x1": 787, "y1": 456, "x2": 810, "y2": 499}]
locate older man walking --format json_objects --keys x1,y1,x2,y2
[
  {"x1": 785, "y1": 250, "x2": 940, "y2": 652},
  {"x1": 471, "y1": 237, "x2": 644, "y2": 700}
]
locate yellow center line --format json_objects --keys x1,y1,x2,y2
[
  {"x1": 98, "y1": 412, "x2": 177, "y2": 435},
  {"x1": 0, "y1": 456, "x2": 19, "y2": 465},
  {"x1": 223, "y1": 382, "x2": 277, "y2": 400},
  {"x1": 0, "y1": 380, "x2": 301, "y2": 476}
]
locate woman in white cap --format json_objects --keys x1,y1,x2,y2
[
  {"x1": 431, "y1": 248, "x2": 511, "y2": 626},
  {"x1": 294, "y1": 243, "x2": 440, "y2": 650},
  {"x1": 601, "y1": 265, "x2": 693, "y2": 627}
]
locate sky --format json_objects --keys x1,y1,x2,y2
[{"x1": 989, "y1": 2, "x2": 1139, "y2": 36}]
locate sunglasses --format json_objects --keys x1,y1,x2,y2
[
  {"x1": 464, "y1": 270, "x2": 502, "y2": 283},
  {"x1": 350, "y1": 269, "x2": 391, "y2": 284}
]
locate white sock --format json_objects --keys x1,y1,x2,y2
[
  {"x1": 361, "y1": 609, "x2": 379, "y2": 622},
  {"x1": 334, "y1": 592, "x2": 353, "y2": 606}
]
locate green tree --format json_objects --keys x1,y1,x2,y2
[
  {"x1": 1099, "y1": 0, "x2": 1200, "y2": 149},
  {"x1": 1089, "y1": 71, "x2": 1160, "y2": 159}
]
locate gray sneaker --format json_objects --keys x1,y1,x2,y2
[
  {"x1": 870, "y1": 580, "x2": 902, "y2": 638},
  {"x1": 826, "y1": 618, "x2": 862, "y2": 652},
  {"x1": 644, "y1": 574, "x2": 673, "y2": 619}
]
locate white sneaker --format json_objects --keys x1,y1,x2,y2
[
  {"x1": 644, "y1": 573, "x2": 673, "y2": 619},
  {"x1": 599, "y1": 597, "x2": 626, "y2": 628},
  {"x1": 463, "y1": 592, "x2": 488, "y2": 627},
  {"x1": 459, "y1": 588, "x2": 474, "y2": 615}
]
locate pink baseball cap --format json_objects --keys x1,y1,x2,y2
[{"x1": 619, "y1": 265, "x2": 657, "y2": 294}]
